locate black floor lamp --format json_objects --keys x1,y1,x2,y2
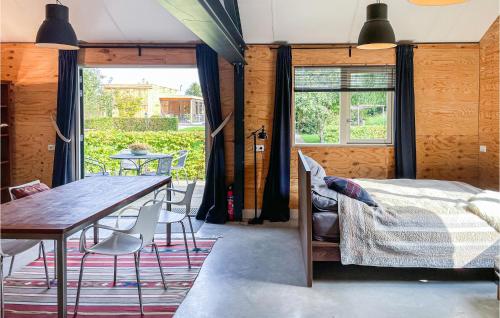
[{"x1": 248, "y1": 126, "x2": 267, "y2": 225}]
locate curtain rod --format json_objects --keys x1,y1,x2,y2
[
  {"x1": 78, "y1": 43, "x2": 199, "y2": 49},
  {"x1": 268, "y1": 44, "x2": 418, "y2": 50}
]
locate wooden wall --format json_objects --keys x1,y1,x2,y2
[
  {"x1": 414, "y1": 44, "x2": 480, "y2": 185},
  {"x1": 479, "y1": 18, "x2": 499, "y2": 190},
  {"x1": 244, "y1": 43, "x2": 483, "y2": 210},
  {"x1": 1, "y1": 43, "x2": 58, "y2": 186},
  {"x1": 0, "y1": 45, "x2": 235, "y2": 187},
  {"x1": 244, "y1": 46, "x2": 396, "y2": 210}
]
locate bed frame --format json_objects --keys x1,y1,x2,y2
[{"x1": 298, "y1": 150, "x2": 341, "y2": 287}]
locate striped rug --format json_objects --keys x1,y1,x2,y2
[{"x1": 3, "y1": 239, "x2": 216, "y2": 317}]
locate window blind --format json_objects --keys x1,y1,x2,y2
[{"x1": 294, "y1": 66, "x2": 396, "y2": 92}]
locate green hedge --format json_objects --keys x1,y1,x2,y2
[
  {"x1": 84, "y1": 130, "x2": 205, "y2": 179},
  {"x1": 85, "y1": 117, "x2": 178, "y2": 132}
]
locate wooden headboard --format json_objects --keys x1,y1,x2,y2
[{"x1": 297, "y1": 150, "x2": 313, "y2": 287}]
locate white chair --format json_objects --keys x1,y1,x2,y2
[
  {"x1": 148, "y1": 181, "x2": 197, "y2": 268},
  {"x1": 1, "y1": 240, "x2": 50, "y2": 318},
  {"x1": 171, "y1": 150, "x2": 189, "y2": 183},
  {"x1": 116, "y1": 181, "x2": 198, "y2": 269},
  {"x1": 74, "y1": 202, "x2": 165, "y2": 317},
  {"x1": 6, "y1": 180, "x2": 52, "y2": 276}
]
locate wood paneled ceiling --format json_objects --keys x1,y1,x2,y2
[{"x1": 1, "y1": 0, "x2": 498, "y2": 44}]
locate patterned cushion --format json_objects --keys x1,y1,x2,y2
[
  {"x1": 11, "y1": 183, "x2": 50, "y2": 200},
  {"x1": 324, "y1": 176, "x2": 377, "y2": 207}
]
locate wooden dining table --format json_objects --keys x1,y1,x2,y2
[{"x1": 0, "y1": 176, "x2": 171, "y2": 318}]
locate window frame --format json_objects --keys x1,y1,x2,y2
[{"x1": 291, "y1": 65, "x2": 395, "y2": 147}]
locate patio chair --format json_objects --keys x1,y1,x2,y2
[
  {"x1": 73, "y1": 202, "x2": 166, "y2": 317},
  {"x1": 1, "y1": 240, "x2": 51, "y2": 318},
  {"x1": 84, "y1": 157, "x2": 109, "y2": 177},
  {"x1": 140, "y1": 156, "x2": 173, "y2": 177},
  {"x1": 171, "y1": 150, "x2": 189, "y2": 183},
  {"x1": 118, "y1": 150, "x2": 140, "y2": 176},
  {"x1": 115, "y1": 181, "x2": 198, "y2": 269}
]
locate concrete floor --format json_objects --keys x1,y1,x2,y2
[
  {"x1": 3, "y1": 221, "x2": 498, "y2": 318},
  {"x1": 175, "y1": 222, "x2": 499, "y2": 318}
]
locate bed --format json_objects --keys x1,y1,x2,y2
[{"x1": 297, "y1": 150, "x2": 500, "y2": 287}]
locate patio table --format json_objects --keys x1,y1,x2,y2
[{"x1": 109, "y1": 152, "x2": 173, "y2": 175}]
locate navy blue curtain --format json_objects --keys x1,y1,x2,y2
[
  {"x1": 394, "y1": 45, "x2": 416, "y2": 179},
  {"x1": 260, "y1": 45, "x2": 292, "y2": 222},
  {"x1": 195, "y1": 44, "x2": 227, "y2": 224},
  {"x1": 52, "y1": 50, "x2": 78, "y2": 187}
]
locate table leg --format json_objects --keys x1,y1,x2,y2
[
  {"x1": 166, "y1": 181, "x2": 172, "y2": 246},
  {"x1": 93, "y1": 221, "x2": 99, "y2": 244},
  {"x1": 56, "y1": 237, "x2": 67, "y2": 318}
]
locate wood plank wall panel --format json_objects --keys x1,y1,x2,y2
[
  {"x1": 1, "y1": 43, "x2": 58, "y2": 186},
  {"x1": 479, "y1": 18, "x2": 499, "y2": 190},
  {"x1": 244, "y1": 46, "x2": 276, "y2": 209},
  {"x1": 78, "y1": 48, "x2": 196, "y2": 66},
  {"x1": 245, "y1": 44, "x2": 483, "y2": 210},
  {"x1": 414, "y1": 44, "x2": 480, "y2": 185},
  {"x1": 244, "y1": 45, "x2": 395, "y2": 209}
]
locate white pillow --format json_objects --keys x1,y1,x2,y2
[{"x1": 304, "y1": 155, "x2": 326, "y2": 178}]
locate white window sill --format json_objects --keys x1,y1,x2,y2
[{"x1": 292, "y1": 143, "x2": 393, "y2": 148}]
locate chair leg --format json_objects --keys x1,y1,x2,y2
[
  {"x1": 180, "y1": 222, "x2": 191, "y2": 269},
  {"x1": 152, "y1": 244, "x2": 167, "y2": 290},
  {"x1": 1, "y1": 256, "x2": 4, "y2": 318},
  {"x1": 133, "y1": 253, "x2": 144, "y2": 316},
  {"x1": 73, "y1": 253, "x2": 90, "y2": 318},
  {"x1": 38, "y1": 243, "x2": 42, "y2": 259},
  {"x1": 187, "y1": 216, "x2": 198, "y2": 250},
  {"x1": 113, "y1": 256, "x2": 118, "y2": 286},
  {"x1": 40, "y1": 242, "x2": 50, "y2": 289},
  {"x1": 7, "y1": 256, "x2": 14, "y2": 278},
  {"x1": 54, "y1": 240, "x2": 57, "y2": 280},
  {"x1": 183, "y1": 168, "x2": 189, "y2": 184}
]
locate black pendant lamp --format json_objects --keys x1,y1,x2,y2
[
  {"x1": 36, "y1": 2, "x2": 79, "y2": 50},
  {"x1": 357, "y1": 2, "x2": 396, "y2": 50}
]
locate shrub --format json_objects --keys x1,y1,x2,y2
[
  {"x1": 85, "y1": 117, "x2": 178, "y2": 132},
  {"x1": 84, "y1": 130, "x2": 205, "y2": 179}
]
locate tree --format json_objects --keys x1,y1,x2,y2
[
  {"x1": 294, "y1": 92, "x2": 339, "y2": 143},
  {"x1": 185, "y1": 82, "x2": 202, "y2": 97},
  {"x1": 82, "y1": 69, "x2": 113, "y2": 119},
  {"x1": 113, "y1": 91, "x2": 144, "y2": 118}
]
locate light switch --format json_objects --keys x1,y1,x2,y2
[
  {"x1": 48, "y1": 144, "x2": 55, "y2": 151},
  {"x1": 479, "y1": 145, "x2": 487, "y2": 153}
]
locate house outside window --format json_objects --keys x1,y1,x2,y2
[{"x1": 293, "y1": 65, "x2": 395, "y2": 145}]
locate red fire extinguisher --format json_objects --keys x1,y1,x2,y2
[{"x1": 227, "y1": 184, "x2": 234, "y2": 221}]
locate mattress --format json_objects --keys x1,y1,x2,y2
[{"x1": 312, "y1": 212, "x2": 340, "y2": 242}]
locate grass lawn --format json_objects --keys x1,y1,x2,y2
[{"x1": 298, "y1": 134, "x2": 321, "y2": 143}]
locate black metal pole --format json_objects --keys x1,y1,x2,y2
[
  {"x1": 253, "y1": 133, "x2": 257, "y2": 219},
  {"x1": 248, "y1": 131, "x2": 263, "y2": 224}
]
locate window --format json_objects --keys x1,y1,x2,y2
[{"x1": 293, "y1": 66, "x2": 395, "y2": 145}]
